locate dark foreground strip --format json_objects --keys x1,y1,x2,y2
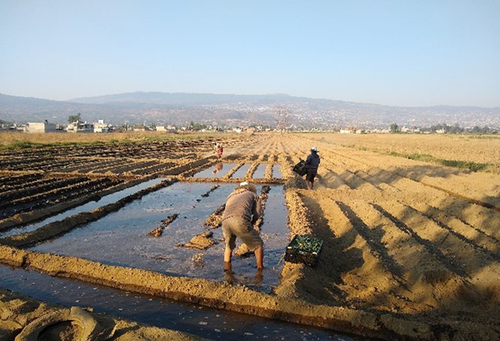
[{"x1": 0, "y1": 245, "x2": 497, "y2": 340}]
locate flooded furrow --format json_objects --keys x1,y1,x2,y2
[
  {"x1": 273, "y1": 165, "x2": 282, "y2": 179},
  {"x1": 31, "y1": 182, "x2": 289, "y2": 291},
  {"x1": 231, "y1": 164, "x2": 251, "y2": 178},
  {"x1": 253, "y1": 163, "x2": 267, "y2": 178},
  {"x1": 0, "y1": 178, "x2": 164, "y2": 239},
  {"x1": 193, "y1": 163, "x2": 238, "y2": 178},
  {"x1": 0, "y1": 265, "x2": 355, "y2": 340}
]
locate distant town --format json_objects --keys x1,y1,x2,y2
[
  {"x1": 0, "y1": 92, "x2": 498, "y2": 134},
  {"x1": 1, "y1": 117, "x2": 497, "y2": 135}
]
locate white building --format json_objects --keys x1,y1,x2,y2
[
  {"x1": 67, "y1": 121, "x2": 93, "y2": 133},
  {"x1": 93, "y1": 119, "x2": 110, "y2": 133},
  {"x1": 24, "y1": 121, "x2": 58, "y2": 133}
]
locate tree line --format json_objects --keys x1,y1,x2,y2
[{"x1": 390, "y1": 123, "x2": 498, "y2": 134}]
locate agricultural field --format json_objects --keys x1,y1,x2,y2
[
  {"x1": 0, "y1": 131, "x2": 499, "y2": 340},
  {"x1": 307, "y1": 132, "x2": 500, "y2": 173}
]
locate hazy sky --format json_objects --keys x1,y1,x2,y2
[{"x1": 1, "y1": 1, "x2": 499, "y2": 107}]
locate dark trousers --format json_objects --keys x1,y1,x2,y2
[{"x1": 306, "y1": 168, "x2": 318, "y2": 183}]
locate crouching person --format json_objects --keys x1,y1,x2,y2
[{"x1": 222, "y1": 181, "x2": 263, "y2": 271}]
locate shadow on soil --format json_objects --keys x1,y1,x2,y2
[{"x1": 294, "y1": 161, "x2": 499, "y2": 328}]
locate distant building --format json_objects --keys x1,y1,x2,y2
[
  {"x1": 156, "y1": 126, "x2": 167, "y2": 132},
  {"x1": 93, "y1": 119, "x2": 110, "y2": 133},
  {"x1": 24, "y1": 121, "x2": 58, "y2": 133},
  {"x1": 67, "y1": 121, "x2": 93, "y2": 133}
]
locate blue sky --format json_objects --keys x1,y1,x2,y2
[{"x1": 1, "y1": 1, "x2": 499, "y2": 106}]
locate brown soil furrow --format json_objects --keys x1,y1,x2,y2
[
  {"x1": 371, "y1": 202, "x2": 471, "y2": 278},
  {"x1": 264, "y1": 163, "x2": 273, "y2": 179},
  {"x1": 103, "y1": 160, "x2": 158, "y2": 174},
  {"x1": 1, "y1": 178, "x2": 89, "y2": 208},
  {"x1": 337, "y1": 149, "x2": 500, "y2": 211},
  {"x1": 244, "y1": 162, "x2": 259, "y2": 179},
  {"x1": 301, "y1": 193, "x2": 405, "y2": 309},
  {"x1": 361, "y1": 168, "x2": 500, "y2": 243},
  {"x1": 1, "y1": 178, "x2": 121, "y2": 219},
  {"x1": 0, "y1": 173, "x2": 43, "y2": 187},
  {"x1": 131, "y1": 161, "x2": 175, "y2": 175},
  {"x1": 88, "y1": 159, "x2": 132, "y2": 173},
  {"x1": 55, "y1": 159, "x2": 103, "y2": 173},
  {"x1": 294, "y1": 136, "x2": 500, "y2": 210},
  {"x1": 0, "y1": 178, "x2": 61, "y2": 201},
  {"x1": 314, "y1": 165, "x2": 352, "y2": 190},
  {"x1": 327, "y1": 196, "x2": 466, "y2": 311},
  {"x1": 409, "y1": 203, "x2": 500, "y2": 257},
  {"x1": 222, "y1": 163, "x2": 244, "y2": 180},
  {"x1": 334, "y1": 201, "x2": 407, "y2": 285}
]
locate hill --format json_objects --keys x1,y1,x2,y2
[{"x1": 1, "y1": 92, "x2": 499, "y2": 129}]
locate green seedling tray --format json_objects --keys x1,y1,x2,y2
[{"x1": 285, "y1": 235, "x2": 323, "y2": 267}]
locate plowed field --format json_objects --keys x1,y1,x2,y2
[{"x1": 0, "y1": 132, "x2": 499, "y2": 340}]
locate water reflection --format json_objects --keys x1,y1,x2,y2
[{"x1": 212, "y1": 162, "x2": 223, "y2": 174}]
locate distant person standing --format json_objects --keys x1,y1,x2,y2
[
  {"x1": 215, "y1": 143, "x2": 224, "y2": 159},
  {"x1": 305, "y1": 146, "x2": 320, "y2": 189}
]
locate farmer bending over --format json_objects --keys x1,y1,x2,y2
[{"x1": 222, "y1": 181, "x2": 263, "y2": 271}]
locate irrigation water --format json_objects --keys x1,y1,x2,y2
[
  {"x1": 273, "y1": 165, "x2": 282, "y2": 179},
  {"x1": 0, "y1": 265, "x2": 359, "y2": 340},
  {"x1": 193, "y1": 163, "x2": 238, "y2": 178},
  {"x1": 31, "y1": 182, "x2": 289, "y2": 290},
  {"x1": 253, "y1": 164, "x2": 268, "y2": 178},
  {"x1": 2, "y1": 174, "x2": 365, "y2": 340},
  {"x1": 231, "y1": 163, "x2": 252, "y2": 178},
  {"x1": 0, "y1": 178, "x2": 164, "y2": 239}
]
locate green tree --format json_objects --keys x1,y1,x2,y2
[
  {"x1": 68, "y1": 113, "x2": 81, "y2": 123},
  {"x1": 390, "y1": 123, "x2": 399, "y2": 133}
]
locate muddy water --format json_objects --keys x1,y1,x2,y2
[
  {"x1": 32, "y1": 183, "x2": 288, "y2": 291},
  {"x1": 193, "y1": 163, "x2": 238, "y2": 178},
  {"x1": 0, "y1": 266, "x2": 358, "y2": 340},
  {"x1": 273, "y1": 165, "x2": 282, "y2": 179},
  {"x1": 0, "y1": 178, "x2": 164, "y2": 239},
  {"x1": 253, "y1": 164, "x2": 267, "y2": 178},
  {"x1": 231, "y1": 164, "x2": 251, "y2": 178}
]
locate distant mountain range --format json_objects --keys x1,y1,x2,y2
[{"x1": 1, "y1": 92, "x2": 499, "y2": 129}]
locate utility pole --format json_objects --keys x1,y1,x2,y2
[{"x1": 275, "y1": 107, "x2": 290, "y2": 134}]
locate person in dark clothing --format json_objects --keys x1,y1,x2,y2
[{"x1": 305, "y1": 146, "x2": 320, "y2": 189}]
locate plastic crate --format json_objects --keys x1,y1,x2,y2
[
  {"x1": 285, "y1": 235, "x2": 323, "y2": 267},
  {"x1": 292, "y1": 160, "x2": 307, "y2": 176}
]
